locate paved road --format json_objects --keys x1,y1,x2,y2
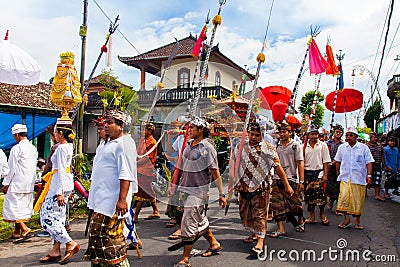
[{"x1": 0, "y1": 186, "x2": 399, "y2": 267}]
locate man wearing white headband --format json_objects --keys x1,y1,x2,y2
[{"x1": 2, "y1": 123, "x2": 38, "y2": 242}]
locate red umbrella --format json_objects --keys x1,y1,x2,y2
[
  {"x1": 259, "y1": 86, "x2": 292, "y2": 110},
  {"x1": 271, "y1": 101, "x2": 288, "y2": 122},
  {"x1": 286, "y1": 115, "x2": 302, "y2": 130},
  {"x1": 325, "y1": 88, "x2": 363, "y2": 113}
]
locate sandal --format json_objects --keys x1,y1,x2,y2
[
  {"x1": 174, "y1": 262, "x2": 191, "y2": 267},
  {"x1": 295, "y1": 222, "x2": 305, "y2": 232},
  {"x1": 337, "y1": 222, "x2": 351, "y2": 229},
  {"x1": 168, "y1": 233, "x2": 181, "y2": 240},
  {"x1": 165, "y1": 219, "x2": 177, "y2": 228},
  {"x1": 320, "y1": 217, "x2": 329, "y2": 226},
  {"x1": 269, "y1": 231, "x2": 286, "y2": 238},
  {"x1": 243, "y1": 236, "x2": 257, "y2": 243},
  {"x1": 39, "y1": 254, "x2": 62, "y2": 263},
  {"x1": 305, "y1": 218, "x2": 317, "y2": 224},
  {"x1": 201, "y1": 245, "x2": 223, "y2": 257},
  {"x1": 251, "y1": 246, "x2": 264, "y2": 255},
  {"x1": 385, "y1": 193, "x2": 391, "y2": 199},
  {"x1": 354, "y1": 224, "x2": 364, "y2": 230}
]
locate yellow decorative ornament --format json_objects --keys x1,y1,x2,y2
[
  {"x1": 157, "y1": 82, "x2": 165, "y2": 89},
  {"x1": 51, "y1": 51, "x2": 82, "y2": 120},
  {"x1": 212, "y1": 15, "x2": 222, "y2": 26},
  {"x1": 256, "y1": 52, "x2": 266, "y2": 63},
  {"x1": 307, "y1": 37, "x2": 313, "y2": 46}
]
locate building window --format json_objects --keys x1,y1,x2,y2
[
  {"x1": 178, "y1": 68, "x2": 190, "y2": 88},
  {"x1": 215, "y1": 71, "x2": 221, "y2": 86}
]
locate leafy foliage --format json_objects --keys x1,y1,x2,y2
[
  {"x1": 364, "y1": 98, "x2": 383, "y2": 129},
  {"x1": 98, "y1": 70, "x2": 147, "y2": 123},
  {"x1": 298, "y1": 90, "x2": 325, "y2": 127}
]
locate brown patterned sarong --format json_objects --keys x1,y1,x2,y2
[
  {"x1": 271, "y1": 181, "x2": 303, "y2": 221},
  {"x1": 304, "y1": 170, "x2": 327, "y2": 206},
  {"x1": 83, "y1": 212, "x2": 127, "y2": 266},
  {"x1": 238, "y1": 190, "x2": 269, "y2": 238}
]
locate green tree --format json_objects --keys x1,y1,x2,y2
[
  {"x1": 298, "y1": 90, "x2": 325, "y2": 127},
  {"x1": 364, "y1": 98, "x2": 383, "y2": 129}
]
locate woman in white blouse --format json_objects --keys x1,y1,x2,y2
[{"x1": 39, "y1": 122, "x2": 80, "y2": 263}]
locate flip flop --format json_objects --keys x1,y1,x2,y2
[
  {"x1": 374, "y1": 197, "x2": 385, "y2": 201},
  {"x1": 144, "y1": 214, "x2": 161, "y2": 220},
  {"x1": 305, "y1": 218, "x2": 317, "y2": 224},
  {"x1": 13, "y1": 229, "x2": 32, "y2": 243},
  {"x1": 9, "y1": 234, "x2": 21, "y2": 239},
  {"x1": 354, "y1": 224, "x2": 364, "y2": 230},
  {"x1": 243, "y1": 236, "x2": 257, "y2": 243},
  {"x1": 40, "y1": 254, "x2": 62, "y2": 263},
  {"x1": 251, "y1": 246, "x2": 264, "y2": 255},
  {"x1": 295, "y1": 222, "x2": 305, "y2": 232},
  {"x1": 174, "y1": 263, "x2": 191, "y2": 267},
  {"x1": 59, "y1": 243, "x2": 80, "y2": 264},
  {"x1": 269, "y1": 231, "x2": 286, "y2": 238},
  {"x1": 201, "y1": 246, "x2": 223, "y2": 257},
  {"x1": 337, "y1": 222, "x2": 351, "y2": 229},
  {"x1": 320, "y1": 217, "x2": 329, "y2": 226},
  {"x1": 168, "y1": 233, "x2": 181, "y2": 240}
]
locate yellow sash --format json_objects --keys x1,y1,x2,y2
[{"x1": 33, "y1": 167, "x2": 70, "y2": 212}]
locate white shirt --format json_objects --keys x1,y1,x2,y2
[
  {"x1": 123, "y1": 134, "x2": 138, "y2": 193},
  {"x1": 0, "y1": 149, "x2": 9, "y2": 178},
  {"x1": 88, "y1": 136, "x2": 135, "y2": 218},
  {"x1": 48, "y1": 143, "x2": 74, "y2": 196},
  {"x1": 335, "y1": 142, "x2": 375, "y2": 185},
  {"x1": 2, "y1": 139, "x2": 38, "y2": 193},
  {"x1": 304, "y1": 140, "x2": 331, "y2": 178},
  {"x1": 172, "y1": 134, "x2": 185, "y2": 155}
]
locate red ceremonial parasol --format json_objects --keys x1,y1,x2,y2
[
  {"x1": 271, "y1": 101, "x2": 288, "y2": 122},
  {"x1": 325, "y1": 88, "x2": 363, "y2": 113},
  {"x1": 286, "y1": 115, "x2": 302, "y2": 130},
  {"x1": 259, "y1": 85, "x2": 292, "y2": 110}
]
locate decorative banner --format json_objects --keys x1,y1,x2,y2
[
  {"x1": 325, "y1": 43, "x2": 340, "y2": 76},
  {"x1": 309, "y1": 38, "x2": 328, "y2": 74}
]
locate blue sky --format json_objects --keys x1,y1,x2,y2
[{"x1": 1, "y1": 0, "x2": 399, "y2": 128}]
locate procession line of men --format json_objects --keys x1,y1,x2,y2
[{"x1": 2, "y1": 114, "x2": 397, "y2": 267}]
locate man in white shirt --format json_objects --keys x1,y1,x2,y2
[
  {"x1": 84, "y1": 110, "x2": 136, "y2": 266},
  {"x1": 2, "y1": 124, "x2": 38, "y2": 240},
  {"x1": 335, "y1": 127, "x2": 374, "y2": 230}
]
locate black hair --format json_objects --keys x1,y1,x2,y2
[
  {"x1": 17, "y1": 132, "x2": 28, "y2": 137},
  {"x1": 192, "y1": 125, "x2": 210, "y2": 138},
  {"x1": 56, "y1": 125, "x2": 74, "y2": 143}
]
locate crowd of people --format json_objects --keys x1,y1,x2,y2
[{"x1": 1, "y1": 113, "x2": 399, "y2": 267}]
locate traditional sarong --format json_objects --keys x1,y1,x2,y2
[
  {"x1": 371, "y1": 163, "x2": 383, "y2": 188},
  {"x1": 384, "y1": 171, "x2": 399, "y2": 190},
  {"x1": 133, "y1": 174, "x2": 156, "y2": 202},
  {"x1": 2, "y1": 191, "x2": 33, "y2": 222},
  {"x1": 238, "y1": 190, "x2": 269, "y2": 238},
  {"x1": 326, "y1": 164, "x2": 340, "y2": 200},
  {"x1": 336, "y1": 181, "x2": 366, "y2": 216},
  {"x1": 180, "y1": 195, "x2": 209, "y2": 244},
  {"x1": 271, "y1": 181, "x2": 303, "y2": 222},
  {"x1": 304, "y1": 170, "x2": 327, "y2": 206},
  {"x1": 83, "y1": 212, "x2": 128, "y2": 266},
  {"x1": 40, "y1": 191, "x2": 72, "y2": 244}
]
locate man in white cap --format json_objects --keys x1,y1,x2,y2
[
  {"x1": 335, "y1": 126, "x2": 374, "y2": 230},
  {"x1": 2, "y1": 124, "x2": 38, "y2": 241}
]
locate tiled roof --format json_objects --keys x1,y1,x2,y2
[
  {"x1": 118, "y1": 35, "x2": 255, "y2": 80},
  {"x1": 0, "y1": 82, "x2": 58, "y2": 111},
  {"x1": 119, "y1": 35, "x2": 197, "y2": 62}
]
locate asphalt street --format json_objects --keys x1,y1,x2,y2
[{"x1": 0, "y1": 186, "x2": 399, "y2": 267}]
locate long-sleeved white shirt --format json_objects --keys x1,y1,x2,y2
[
  {"x1": 48, "y1": 143, "x2": 74, "y2": 196},
  {"x1": 2, "y1": 139, "x2": 38, "y2": 193}
]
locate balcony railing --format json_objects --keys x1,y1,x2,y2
[
  {"x1": 86, "y1": 86, "x2": 232, "y2": 109},
  {"x1": 137, "y1": 86, "x2": 232, "y2": 105}
]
